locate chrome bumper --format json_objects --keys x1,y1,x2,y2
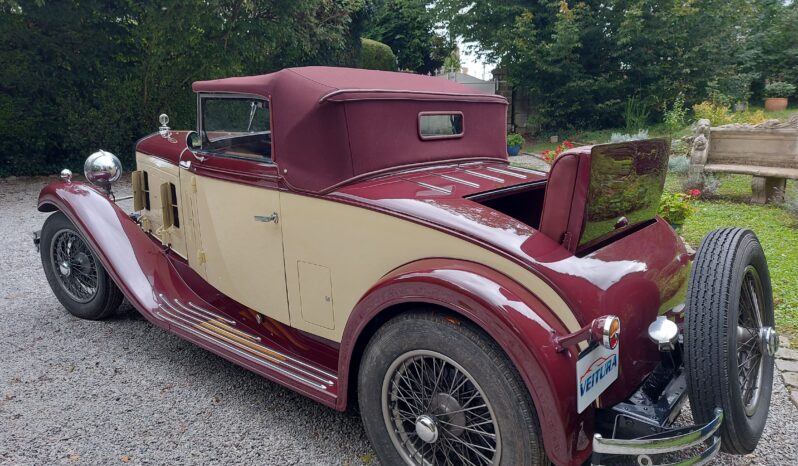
[{"x1": 592, "y1": 409, "x2": 722, "y2": 466}]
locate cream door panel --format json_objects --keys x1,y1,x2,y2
[
  {"x1": 280, "y1": 193, "x2": 578, "y2": 342},
  {"x1": 193, "y1": 175, "x2": 289, "y2": 324},
  {"x1": 135, "y1": 153, "x2": 186, "y2": 259}
]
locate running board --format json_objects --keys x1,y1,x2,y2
[{"x1": 154, "y1": 294, "x2": 338, "y2": 397}]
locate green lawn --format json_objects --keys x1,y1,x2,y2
[{"x1": 664, "y1": 174, "x2": 798, "y2": 336}]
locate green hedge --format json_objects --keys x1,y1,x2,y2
[{"x1": 358, "y1": 38, "x2": 397, "y2": 72}]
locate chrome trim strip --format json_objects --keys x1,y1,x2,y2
[
  {"x1": 415, "y1": 181, "x2": 452, "y2": 194},
  {"x1": 506, "y1": 165, "x2": 547, "y2": 176},
  {"x1": 463, "y1": 170, "x2": 505, "y2": 183},
  {"x1": 156, "y1": 304, "x2": 335, "y2": 387},
  {"x1": 156, "y1": 306, "x2": 329, "y2": 390},
  {"x1": 486, "y1": 166, "x2": 528, "y2": 179},
  {"x1": 438, "y1": 174, "x2": 480, "y2": 188},
  {"x1": 157, "y1": 295, "x2": 337, "y2": 381},
  {"x1": 319, "y1": 88, "x2": 507, "y2": 103},
  {"x1": 592, "y1": 409, "x2": 723, "y2": 456}
]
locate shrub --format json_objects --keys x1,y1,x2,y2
[
  {"x1": 609, "y1": 129, "x2": 649, "y2": 143},
  {"x1": 663, "y1": 95, "x2": 688, "y2": 134},
  {"x1": 506, "y1": 133, "x2": 525, "y2": 147},
  {"x1": 764, "y1": 82, "x2": 796, "y2": 98},
  {"x1": 659, "y1": 192, "x2": 698, "y2": 225},
  {"x1": 682, "y1": 173, "x2": 720, "y2": 196},
  {"x1": 359, "y1": 38, "x2": 396, "y2": 71},
  {"x1": 693, "y1": 101, "x2": 733, "y2": 126},
  {"x1": 668, "y1": 156, "x2": 689, "y2": 175},
  {"x1": 624, "y1": 96, "x2": 650, "y2": 132}
]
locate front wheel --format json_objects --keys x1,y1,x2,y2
[
  {"x1": 358, "y1": 312, "x2": 548, "y2": 466},
  {"x1": 40, "y1": 212, "x2": 123, "y2": 320},
  {"x1": 684, "y1": 228, "x2": 776, "y2": 455}
]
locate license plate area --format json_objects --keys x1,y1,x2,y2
[{"x1": 576, "y1": 343, "x2": 619, "y2": 413}]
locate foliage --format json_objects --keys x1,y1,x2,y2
[
  {"x1": 663, "y1": 95, "x2": 688, "y2": 134},
  {"x1": 692, "y1": 101, "x2": 769, "y2": 126},
  {"x1": 434, "y1": 0, "x2": 764, "y2": 130},
  {"x1": 541, "y1": 140, "x2": 574, "y2": 165},
  {"x1": 506, "y1": 133, "x2": 525, "y2": 147},
  {"x1": 609, "y1": 129, "x2": 650, "y2": 143},
  {"x1": 659, "y1": 191, "x2": 699, "y2": 225},
  {"x1": 363, "y1": 0, "x2": 453, "y2": 74},
  {"x1": 764, "y1": 82, "x2": 796, "y2": 98},
  {"x1": 0, "y1": 0, "x2": 368, "y2": 176},
  {"x1": 706, "y1": 73, "x2": 758, "y2": 106},
  {"x1": 667, "y1": 156, "x2": 689, "y2": 175},
  {"x1": 359, "y1": 38, "x2": 396, "y2": 71},
  {"x1": 623, "y1": 96, "x2": 650, "y2": 132}
]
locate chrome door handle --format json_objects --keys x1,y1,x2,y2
[{"x1": 254, "y1": 213, "x2": 279, "y2": 224}]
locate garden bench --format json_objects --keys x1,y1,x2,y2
[{"x1": 688, "y1": 115, "x2": 798, "y2": 203}]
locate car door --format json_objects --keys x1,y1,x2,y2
[{"x1": 178, "y1": 94, "x2": 290, "y2": 325}]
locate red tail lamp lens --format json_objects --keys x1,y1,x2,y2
[{"x1": 603, "y1": 317, "x2": 620, "y2": 349}]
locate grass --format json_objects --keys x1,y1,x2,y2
[
  {"x1": 524, "y1": 122, "x2": 692, "y2": 154},
  {"x1": 665, "y1": 173, "x2": 798, "y2": 336}
]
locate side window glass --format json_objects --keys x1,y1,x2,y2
[{"x1": 200, "y1": 97, "x2": 272, "y2": 160}]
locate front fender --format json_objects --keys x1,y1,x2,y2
[
  {"x1": 339, "y1": 258, "x2": 592, "y2": 466},
  {"x1": 37, "y1": 181, "x2": 181, "y2": 330}
]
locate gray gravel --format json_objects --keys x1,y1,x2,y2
[{"x1": 1, "y1": 176, "x2": 797, "y2": 465}]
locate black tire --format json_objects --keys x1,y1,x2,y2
[
  {"x1": 40, "y1": 211, "x2": 123, "y2": 320},
  {"x1": 358, "y1": 311, "x2": 548, "y2": 466},
  {"x1": 684, "y1": 228, "x2": 775, "y2": 455}
]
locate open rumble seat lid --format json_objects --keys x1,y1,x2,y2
[{"x1": 192, "y1": 67, "x2": 509, "y2": 193}]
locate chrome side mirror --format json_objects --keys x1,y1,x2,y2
[{"x1": 187, "y1": 131, "x2": 201, "y2": 150}]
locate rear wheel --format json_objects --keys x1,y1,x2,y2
[
  {"x1": 40, "y1": 212, "x2": 123, "y2": 320},
  {"x1": 684, "y1": 228, "x2": 776, "y2": 454},
  {"x1": 358, "y1": 312, "x2": 548, "y2": 466}
]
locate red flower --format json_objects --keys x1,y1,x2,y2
[
  {"x1": 689, "y1": 189, "x2": 702, "y2": 197},
  {"x1": 542, "y1": 150, "x2": 550, "y2": 155},
  {"x1": 564, "y1": 140, "x2": 574, "y2": 148}
]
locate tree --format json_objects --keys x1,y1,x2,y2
[
  {"x1": 0, "y1": 0, "x2": 369, "y2": 176},
  {"x1": 434, "y1": 0, "x2": 760, "y2": 130},
  {"x1": 364, "y1": 0, "x2": 453, "y2": 74}
]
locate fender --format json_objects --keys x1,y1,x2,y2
[
  {"x1": 338, "y1": 258, "x2": 592, "y2": 466},
  {"x1": 37, "y1": 181, "x2": 340, "y2": 407}
]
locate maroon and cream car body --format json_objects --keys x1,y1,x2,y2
[{"x1": 35, "y1": 67, "x2": 778, "y2": 466}]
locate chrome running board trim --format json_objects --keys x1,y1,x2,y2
[
  {"x1": 463, "y1": 170, "x2": 505, "y2": 183},
  {"x1": 486, "y1": 166, "x2": 528, "y2": 179},
  {"x1": 438, "y1": 174, "x2": 480, "y2": 188}
]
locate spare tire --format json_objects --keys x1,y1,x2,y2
[{"x1": 684, "y1": 228, "x2": 777, "y2": 454}]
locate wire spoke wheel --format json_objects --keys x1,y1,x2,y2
[
  {"x1": 737, "y1": 266, "x2": 765, "y2": 416},
  {"x1": 382, "y1": 350, "x2": 501, "y2": 466},
  {"x1": 49, "y1": 228, "x2": 98, "y2": 303}
]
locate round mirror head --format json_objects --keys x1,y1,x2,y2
[
  {"x1": 159, "y1": 113, "x2": 169, "y2": 126},
  {"x1": 84, "y1": 150, "x2": 122, "y2": 192},
  {"x1": 187, "y1": 131, "x2": 201, "y2": 149}
]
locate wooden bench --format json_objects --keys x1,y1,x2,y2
[{"x1": 688, "y1": 115, "x2": 798, "y2": 203}]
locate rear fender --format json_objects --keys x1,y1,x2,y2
[{"x1": 339, "y1": 258, "x2": 592, "y2": 466}]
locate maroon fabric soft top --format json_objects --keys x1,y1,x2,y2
[{"x1": 192, "y1": 67, "x2": 509, "y2": 193}]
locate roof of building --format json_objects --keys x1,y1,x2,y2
[{"x1": 192, "y1": 67, "x2": 509, "y2": 193}]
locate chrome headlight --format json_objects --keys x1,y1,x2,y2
[{"x1": 84, "y1": 150, "x2": 122, "y2": 193}]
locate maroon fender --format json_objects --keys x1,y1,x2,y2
[
  {"x1": 37, "y1": 181, "x2": 341, "y2": 407},
  {"x1": 339, "y1": 258, "x2": 592, "y2": 466}
]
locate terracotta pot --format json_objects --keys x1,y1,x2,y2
[{"x1": 764, "y1": 97, "x2": 788, "y2": 112}]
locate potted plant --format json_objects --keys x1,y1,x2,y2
[
  {"x1": 506, "y1": 133, "x2": 525, "y2": 156},
  {"x1": 764, "y1": 82, "x2": 796, "y2": 112},
  {"x1": 658, "y1": 189, "x2": 700, "y2": 230}
]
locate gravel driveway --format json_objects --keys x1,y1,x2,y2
[{"x1": 1, "y1": 176, "x2": 796, "y2": 465}]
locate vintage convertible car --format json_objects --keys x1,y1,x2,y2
[{"x1": 35, "y1": 67, "x2": 778, "y2": 465}]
